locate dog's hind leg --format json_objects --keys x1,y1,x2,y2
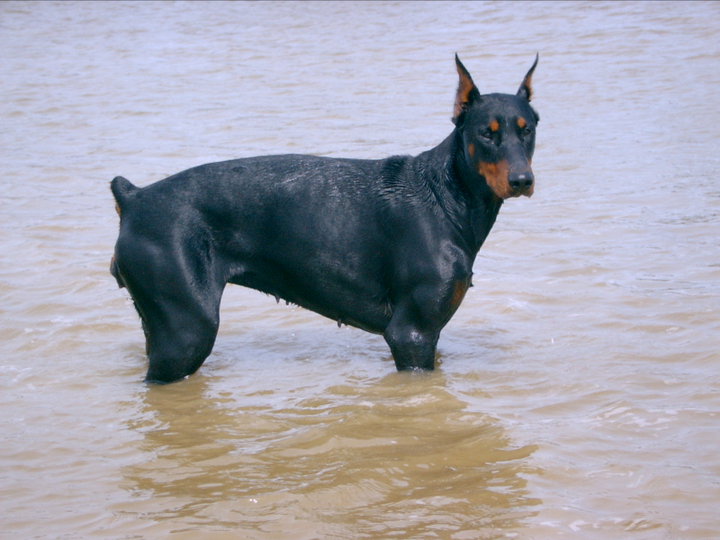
[
  {"x1": 141, "y1": 296, "x2": 221, "y2": 384},
  {"x1": 114, "y1": 238, "x2": 225, "y2": 383}
]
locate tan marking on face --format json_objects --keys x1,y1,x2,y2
[
  {"x1": 478, "y1": 160, "x2": 511, "y2": 199},
  {"x1": 517, "y1": 116, "x2": 527, "y2": 129},
  {"x1": 489, "y1": 120, "x2": 500, "y2": 132},
  {"x1": 467, "y1": 143, "x2": 475, "y2": 158},
  {"x1": 115, "y1": 203, "x2": 122, "y2": 217}
]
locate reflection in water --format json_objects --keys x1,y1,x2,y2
[{"x1": 123, "y1": 372, "x2": 539, "y2": 538}]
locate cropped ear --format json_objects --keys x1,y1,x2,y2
[
  {"x1": 517, "y1": 53, "x2": 539, "y2": 101},
  {"x1": 453, "y1": 54, "x2": 480, "y2": 125}
]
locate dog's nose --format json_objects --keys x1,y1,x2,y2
[{"x1": 509, "y1": 171, "x2": 534, "y2": 191}]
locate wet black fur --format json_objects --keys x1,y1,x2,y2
[{"x1": 110, "y1": 55, "x2": 540, "y2": 383}]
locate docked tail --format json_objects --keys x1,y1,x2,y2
[
  {"x1": 110, "y1": 176, "x2": 139, "y2": 288},
  {"x1": 110, "y1": 175, "x2": 138, "y2": 217}
]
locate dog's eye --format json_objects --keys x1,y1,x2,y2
[{"x1": 520, "y1": 126, "x2": 534, "y2": 138}]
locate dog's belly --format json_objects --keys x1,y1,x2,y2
[{"x1": 227, "y1": 259, "x2": 392, "y2": 334}]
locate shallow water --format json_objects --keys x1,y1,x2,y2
[{"x1": 1, "y1": 1, "x2": 719, "y2": 538}]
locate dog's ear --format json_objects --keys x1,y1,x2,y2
[
  {"x1": 453, "y1": 54, "x2": 480, "y2": 125},
  {"x1": 517, "y1": 54, "x2": 539, "y2": 102}
]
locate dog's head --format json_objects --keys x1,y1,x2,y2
[{"x1": 452, "y1": 55, "x2": 539, "y2": 199}]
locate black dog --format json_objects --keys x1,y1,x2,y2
[{"x1": 110, "y1": 55, "x2": 539, "y2": 383}]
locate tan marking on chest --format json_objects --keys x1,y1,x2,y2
[{"x1": 450, "y1": 279, "x2": 469, "y2": 311}]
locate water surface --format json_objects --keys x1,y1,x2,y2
[{"x1": 1, "y1": 1, "x2": 718, "y2": 538}]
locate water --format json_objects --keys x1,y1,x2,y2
[{"x1": 1, "y1": 1, "x2": 719, "y2": 538}]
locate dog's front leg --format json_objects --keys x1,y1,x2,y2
[
  {"x1": 384, "y1": 325, "x2": 439, "y2": 371},
  {"x1": 383, "y1": 295, "x2": 441, "y2": 371}
]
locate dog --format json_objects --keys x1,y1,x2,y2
[{"x1": 110, "y1": 54, "x2": 539, "y2": 383}]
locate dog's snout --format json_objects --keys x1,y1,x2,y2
[{"x1": 509, "y1": 171, "x2": 534, "y2": 191}]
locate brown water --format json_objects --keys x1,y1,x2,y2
[{"x1": 1, "y1": 1, "x2": 719, "y2": 538}]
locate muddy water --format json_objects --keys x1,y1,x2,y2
[{"x1": 1, "y1": 1, "x2": 719, "y2": 538}]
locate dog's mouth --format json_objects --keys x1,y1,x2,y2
[{"x1": 508, "y1": 183, "x2": 534, "y2": 198}]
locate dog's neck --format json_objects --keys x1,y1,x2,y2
[{"x1": 413, "y1": 132, "x2": 503, "y2": 255}]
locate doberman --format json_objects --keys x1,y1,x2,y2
[{"x1": 110, "y1": 55, "x2": 540, "y2": 383}]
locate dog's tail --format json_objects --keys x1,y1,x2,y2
[
  {"x1": 110, "y1": 175, "x2": 138, "y2": 217},
  {"x1": 110, "y1": 176, "x2": 139, "y2": 288}
]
